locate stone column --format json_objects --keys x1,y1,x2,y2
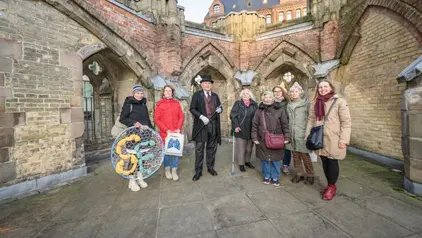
[
  {"x1": 402, "y1": 84, "x2": 422, "y2": 196},
  {"x1": 59, "y1": 51, "x2": 85, "y2": 167},
  {"x1": 398, "y1": 56, "x2": 422, "y2": 196},
  {"x1": 0, "y1": 36, "x2": 25, "y2": 184}
]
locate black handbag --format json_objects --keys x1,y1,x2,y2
[{"x1": 306, "y1": 99, "x2": 337, "y2": 151}]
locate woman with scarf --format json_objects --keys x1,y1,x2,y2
[
  {"x1": 306, "y1": 80, "x2": 351, "y2": 200},
  {"x1": 230, "y1": 88, "x2": 258, "y2": 172},
  {"x1": 154, "y1": 85, "x2": 184, "y2": 181},
  {"x1": 252, "y1": 91, "x2": 291, "y2": 186}
]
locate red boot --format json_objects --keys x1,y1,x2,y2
[{"x1": 322, "y1": 184, "x2": 336, "y2": 200}]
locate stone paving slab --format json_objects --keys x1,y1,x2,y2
[
  {"x1": 217, "y1": 220, "x2": 281, "y2": 238},
  {"x1": 157, "y1": 202, "x2": 215, "y2": 238},
  {"x1": 206, "y1": 193, "x2": 266, "y2": 230},
  {"x1": 362, "y1": 196, "x2": 422, "y2": 233},
  {"x1": 248, "y1": 189, "x2": 309, "y2": 219},
  {"x1": 1, "y1": 143, "x2": 422, "y2": 238},
  {"x1": 270, "y1": 211, "x2": 352, "y2": 238},
  {"x1": 314, "y1": 197, "x2": 413, "y2": 238}
]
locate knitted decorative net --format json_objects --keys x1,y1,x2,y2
[{"x1": 111, "y1": 126, "x2": 164, "y2": 180}]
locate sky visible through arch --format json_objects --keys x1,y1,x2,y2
[{"x1": 177, "y1": 0, "x2": 213, "y2": 23}]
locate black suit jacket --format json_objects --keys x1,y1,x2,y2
[{"x1": 189, "y1": 90, "x2": 222, "y2": 144}]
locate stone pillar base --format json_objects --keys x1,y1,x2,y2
[{"x1": 404, "y1": 176, "x2": 422, "y2": 197}]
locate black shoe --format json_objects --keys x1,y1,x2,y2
[
  {"x1": 192, "y1": 172, "x2": 202, "y2": 181},
  {"x1": 304, "y1": 176, "x2": 314, "y2": 185},
  {"x1": 245, "y1": 162, "x2": 255, "y2": 169},
  {"x1": 291, "y1": 175, "x2": 305, "y2": 184},
  {"x1": 239, "y1": 165, "x2": 246, "y2": 172},
  {"x1": 208, "y1": 169, "x2": 218, "y2": 176}
]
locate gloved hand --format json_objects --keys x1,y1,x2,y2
[
  {"x1": 199, "y1": 115, "x2": 210, "y2": 125},
  {"x1": 216, "y1": 106, "x2": 222, "y2": 114}
]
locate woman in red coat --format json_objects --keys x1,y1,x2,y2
[{"x1": 154, "y1": 85, "x2": 184, "y2": 181}]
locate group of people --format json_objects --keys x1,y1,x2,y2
[{"x1": 117, "y1": 75, "x2": 351, "y2": 201}]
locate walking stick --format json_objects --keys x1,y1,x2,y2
[{"x1": 231, "y1": 131, "x2": 235, "y2": 176}]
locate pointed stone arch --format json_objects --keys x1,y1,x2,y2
[
  {"x1": 180, "y1": 43, "x2": 237, "y2": 88},
  {"x1": 253, "y1": 40, "x2": 317, "y2": 99},
  {"x1": 179, "y1": 44, "x2": 238, "y2": 138},
  {"x1": 255, "y1": 40, "x2": 316, "y2": 80},
  {"x1": 182, "y1": 40, "x2": 236, "y2": 70},
  {"x1": 256, "y1": 38, "x2": 319, "y2": 69},
  {"x1": 46, "y1": 0, "x2": 154, "y2": 88},
  {"x1": 338, "y1": 0, "x2": 422, "y2": 64}
]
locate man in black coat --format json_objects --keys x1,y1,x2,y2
[{"x1": 190, "y1": 75, "x2": 222, "y2": 181}]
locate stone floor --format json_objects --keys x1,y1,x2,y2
[{"x1": 1, "y1": 143, "x2": 422, "y2": 238}]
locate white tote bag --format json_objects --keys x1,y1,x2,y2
[
  {"x1": 164, "y1": 133, "x2": 184, "y2": 157},
  {"x1": 310, "y1": 151, "x2": 318, "y2": 162}
]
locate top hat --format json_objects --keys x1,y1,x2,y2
[{"x1": 199, "y1": 75, "x2": 214, "y2": 84}]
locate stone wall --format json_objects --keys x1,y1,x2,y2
[
  {"x1": 338, "y1": 7, "x2": 422, "y2": 160},
  {"x1": 0, "y1": 0, "x2": 101, "y2": 184}
]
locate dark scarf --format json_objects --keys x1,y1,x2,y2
[{"x1": 315, "y1": 92, "x2": 335, "y2": 121}]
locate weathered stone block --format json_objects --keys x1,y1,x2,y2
[
  {"x1": 0, "y1": 162, "x2": 16, "y2": 183},
  {"x1": 71, "y1": 122, "x2": 84, "y2": 138},
  {"x1": 401, "y1": 135, "x2": 409, "y2": 158},
  {"x1": 0, "y1": 73, "x2": 4, "y2": 86},
  {"x1": 74, "y1": 80, "x2": 83, "y2": 97},
  {"x1": 59, "y1": 51, "x2": 82, "y2": 69},
  {"x1": 409, "y1": 138, "x2": 422, "y2": 160},
  {"x1": 0, "y1": 56, "x2": 13, "y2": 73},
  {"x1": 0, "y1": 112, "x2": 25, "y2": 127},
  {"x1": 0, "y1": 1, "x2": 8, "y2": 11},
  {"x1": 409, "y1": 113, "x2": 422, "y2": 137},
  {"x1": 406, "y1": 157, "x2": 422, "y2": 184},
  {"x1": 60, "y1": 108, "x2": 71, "y2": 124},
  {"x1": 70, "y1": 95, "x2": 83, "y2": 107},
  {"x1": 0, "y1": 127, "x2": 14, "y2": 148},
  {"x1": 0, "y1": 38, "x2": 22, "y2": 60},
  {"x1": 0, "y1": 148, "x2": 9, "y2": 163},
  {"x1": 71, "y1": 107, "x2": 84, "y2": 123}
]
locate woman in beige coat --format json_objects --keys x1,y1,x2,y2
[{"x1": 306, "y1": 80, "x2": 351, "y2": 200}]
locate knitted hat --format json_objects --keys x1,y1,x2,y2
[{"x1": 132, "y1": 84, "x2": 144, "y2": 94}]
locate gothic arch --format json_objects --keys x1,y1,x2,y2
[
  {"x1": 78, "y1": 43, "x2": 107, "y2": 60},
  {"x1": 46, "y1": 0, "x2": 154, "y2": 87},
  {"x1": 180, "y1": 44, "x2": 237, "y2": 88},
  {"x1": 182, "y1": 40, "x2": 236, "y2": 70},
  {"x1": 338, "y1": 1, "x2": 422, "y2": 64},
  {"x1": 255, "y1": 40, "x2": 316, "y2": 81},
  {"x1": 257, "y1": 38, "x2": 319, "y2": 68}
]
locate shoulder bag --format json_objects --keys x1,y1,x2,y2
[
  {"x1": 306, "y1": 99, "x2": 337, "y2": 150},
  {"x1": 261, "y1": 111, "x2": 285, "y2": 150}
]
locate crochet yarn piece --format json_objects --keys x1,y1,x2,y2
[{"x1": 111, "y1": 126, "x2": 164, "y2": 180}]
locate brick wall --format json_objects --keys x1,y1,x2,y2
[
  {"x1": 0, "y1": 0, "x2": 100, "y2": 184},
  {"x1": 82, "y1": 0, "x2": 158, "y2": 73},
  {"x1": 340, "y1": 8, "x2": 422, "y2": 160}
]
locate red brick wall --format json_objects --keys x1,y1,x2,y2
[
  {"x1": 84, "y1": 0, "x2": 158, "y2": 73},
  {"x1": 340, "y1": 8, "x2": 422, "y2": 160},
  {"x1": 320, "y1": 21, "x2": 339, "y2": 61}
]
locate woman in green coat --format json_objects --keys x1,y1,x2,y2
[{"x1": 285, "y1": 83, "x2": 314, "y2": 185}]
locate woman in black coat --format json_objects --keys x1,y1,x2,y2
[
  {"x1": 119, "y1": 84, "x2": 152, "y2": 191},
  {"x1": 230, "y1": 88, "x2": 258, "y2": 172}
]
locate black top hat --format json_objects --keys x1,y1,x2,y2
[{"x1": 199, "y1": 75, "x2": 214, "y2": 84}]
